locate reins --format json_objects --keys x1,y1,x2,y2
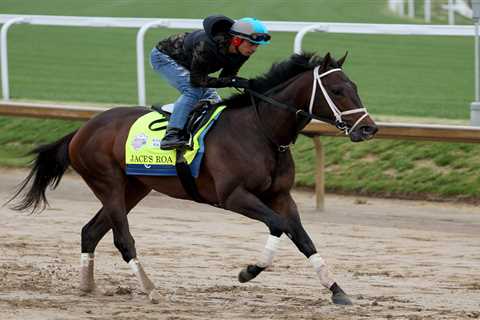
[
  {"x1": 247, "y1": 88, "x2": 326, "y2": 152},
  {"x1": 246, "y1": 88, "x2": 334, "y2": 124}
]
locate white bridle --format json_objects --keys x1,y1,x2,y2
[{"x1": 308, "y1": 66, "x2": 369, "y2": 135}]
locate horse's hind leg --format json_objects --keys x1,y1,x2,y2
[
  {"x1": 80, "y1": 207, "x2": 107, "y2": 293},
  {"x1": 79, "y1": 176, "x2": 158, "y2": 301},
  {"x1": 80, "y1": 178, "x2": 150, "y2": 292}
]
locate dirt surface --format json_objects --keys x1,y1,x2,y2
[{"x1": 0, "y1": 168, "x2": 479, "y2": 320}]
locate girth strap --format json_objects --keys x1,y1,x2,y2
[{"x1": 175, "y1": 152, "x2": 205, "y2": 203}]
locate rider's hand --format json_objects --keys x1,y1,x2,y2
[{"x1": 229, "y1": 77, "x2": 250, "y2": 89}]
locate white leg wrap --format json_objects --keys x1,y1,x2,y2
[
  {"x1": 129, "y1": 258, "x2": 140, "y2": 273},
  {"x1": 257, "y1": 235, "x2": 281, "y2": 268},
  {"x1": 309, "y1": 253, "x2": 335, "y2": 289},
  {"x1": 128, "y1": 258, "x2": 160, "y2": 304},
  {"x1": 79, "y1": 253, "x2": 95, "y2": 292},
  {"x1": 80, "y1": 253, "x2": 94, "y2": 267},
  {"x1": 128, "y1": 258, "x2": 155, "y2": 293}
]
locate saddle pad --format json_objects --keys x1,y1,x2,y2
[{"x1": 125, "y1": 108, "x2": 225, "y2": 177}]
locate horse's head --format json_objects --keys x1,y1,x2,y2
[{"x1": 307, "y1": 52, "x2": 377, "y2": 142}]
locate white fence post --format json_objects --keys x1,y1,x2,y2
[
  {"x1": 293, "y1": 24, "x2": 327, "y2": 54},
  {"x1": 398, "y1": 0, "x2": 406, "y2": 16},
  {"x1": 424, "y1": 0, "x2": 432, "y2": 23},
  {"x1": 471, "y1": 0, "x2": 480, "y2": 126},
  {"x1": 136, "y1": 20, "x2": 167, "y2": 106},
  {"x1": 408, "y1": 0, "x2": 416, "y2": 18},
  {"x1": 1, "y1": 17, "x2": 26, "y2": 101},
  {"x1": 448, "y1": 0, "x2": 456, "y2": 25},
  {"x1": 388, "y1": 0, "x2": 397, "y2": 11}
]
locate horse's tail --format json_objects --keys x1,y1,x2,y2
[{"x1": 7, "y1": 130, "x2": 77, "y2": 213}]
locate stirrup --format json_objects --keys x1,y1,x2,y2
[{"x1": 160, "y1": 129, "x2": 193, "y2": 151}]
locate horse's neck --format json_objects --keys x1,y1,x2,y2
[{"x1": 256, "y1": 74, "x2": 311, "y2": 146}]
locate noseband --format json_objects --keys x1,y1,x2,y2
[{"x1": 309, "y1": 66, "x2": 369, "y2": 135}]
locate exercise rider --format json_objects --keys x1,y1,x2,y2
[{"x1": 150, "y1": 15, "x2": 271, "y2": 150}]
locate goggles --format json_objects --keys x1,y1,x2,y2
[
  {"x1": 248, "y1": 33, "x2": 271, "y2": 42},
  {"x1": 230, "y1": 31, "x2": 271, "y2": 44}
]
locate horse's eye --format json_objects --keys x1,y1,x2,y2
[{"x1": 331, "y1": 88, "x2": 343, "y2": 96}]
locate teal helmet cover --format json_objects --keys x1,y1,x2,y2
[{"x1": 229, "y1": 17, "x2": 271, "y2": 45}]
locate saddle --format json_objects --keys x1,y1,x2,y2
[
  {"x1": 150, "y1": 99, "x2": 221, "y2": 150},
  {"x1": 149, "y1": 99, "x2": 222, "y2": 204}
]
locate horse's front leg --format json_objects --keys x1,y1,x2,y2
[
  {"x1": 238, "y1": 233, "x2": 282, "y2": 283},
  {"x1": 271, "y1": 192, "x2": 352, "y2": 305},
  {"x1": 222, "y1": 186, "x2": 286, "y2": 283}
]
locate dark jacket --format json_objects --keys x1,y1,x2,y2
[{"x1": 156, "y1": 15, "x2": 249, "y2": 88}]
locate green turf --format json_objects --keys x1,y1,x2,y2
[
  {"x1": 0, "y1": 116, "x2": 81, "y2": 167},
  {"x1": 293, "y1": 135, "x2": 480, "y2": 200},
  {"x1": 1, "y1": 0, "x2": 475, "y2": 119},
  {"x1": 0, "y1": 0, "x2": 420, "y2": 23},
  {"x1": 0, "y1": 0, "x2": 472, "y2": 24},
  {"x1": 3, "y1": 27, "x2": 474, "y2": 119}
]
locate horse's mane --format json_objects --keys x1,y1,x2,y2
[{"x1": 223, "y1": 52, "x2": 333, "y2": 107}]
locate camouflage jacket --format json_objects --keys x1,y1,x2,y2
[{"x1": 155, "y1": 16, "x2": 249, "y2": 88}]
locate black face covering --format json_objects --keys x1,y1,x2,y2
[{"x1": 212, "y1": 32, "x2": 232, "y2": 54}]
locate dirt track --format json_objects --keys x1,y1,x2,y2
[{"x1": 0, "y1": 168, "x2": 479, "y2": 320}]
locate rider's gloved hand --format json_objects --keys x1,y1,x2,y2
[{"x1": 228, "y1": 77, "x2": 250, "y2": 89}]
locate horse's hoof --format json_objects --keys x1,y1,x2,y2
[
  {"x1": 79, "y1": 283, "x2": 96, "y2": 294},
  {"x1": 79, "y1": 290, "x2": 93, "y2": 296},
  {"x1": 332, "y1": 292, "x2": 353, "y2": 305},
  {"x1": 329, "y1": 282, "x2": 353, "y2": 305},
  {"x1": 238, "y1": 265, "x2": 265, "y2": 283},
  {"x1": 148, "y1": 290, "x2": 161, "y2": 304},
  {"x1": 238, "y1": 268, "x2": 254, "y2": 283}
]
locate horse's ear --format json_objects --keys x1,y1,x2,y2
[
  {"x1": 322, "y1": 52, "x2": 332, "y2": 70},
  {"x1": 337, "y1": 51, "x2": 348, "y2": 67}
]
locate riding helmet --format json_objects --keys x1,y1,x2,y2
[{"x1": 229, "y1": 17, "x2": 271, "y2": 45}]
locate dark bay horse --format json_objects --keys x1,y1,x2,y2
[{"x1": 9, "y1": 52, "x2": 377, "y2": 305}]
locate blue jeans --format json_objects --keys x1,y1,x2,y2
[{"x1": 150, "y1": 47, "x2": 221, "y2": 129}]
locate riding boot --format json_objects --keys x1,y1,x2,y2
[{"x1": 160, "y1": 127, "x2": 188, "y2": 150}]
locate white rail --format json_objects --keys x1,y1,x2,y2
[
  {"x1": 0, "y1": 14, "x2": 476, "y2": 105},
  {"x1": 136, "y1": 20, "x2": 168, "y2": 105},
  {"x1": 0, "y1": 17, "x2": 26, "y2": 100}
]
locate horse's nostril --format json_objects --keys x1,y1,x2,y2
[{"x1": 362, "y1": 125, "x2": 378, "y2": 135}]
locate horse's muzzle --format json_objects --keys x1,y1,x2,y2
[{"x1": 349, "y1": 125, "x2": 378, "y2": 142}]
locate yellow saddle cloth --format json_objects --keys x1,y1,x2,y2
[{"x1": 125, "y1": 107, "x2": 225, "y2": 176}]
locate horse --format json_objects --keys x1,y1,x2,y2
[{"x1": 8, "y1": 52, "x2": 377, "y2": 305}]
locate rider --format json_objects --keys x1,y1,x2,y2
[{"x1": 150, "y1": 15, "x2": 271, "y2": 150}]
